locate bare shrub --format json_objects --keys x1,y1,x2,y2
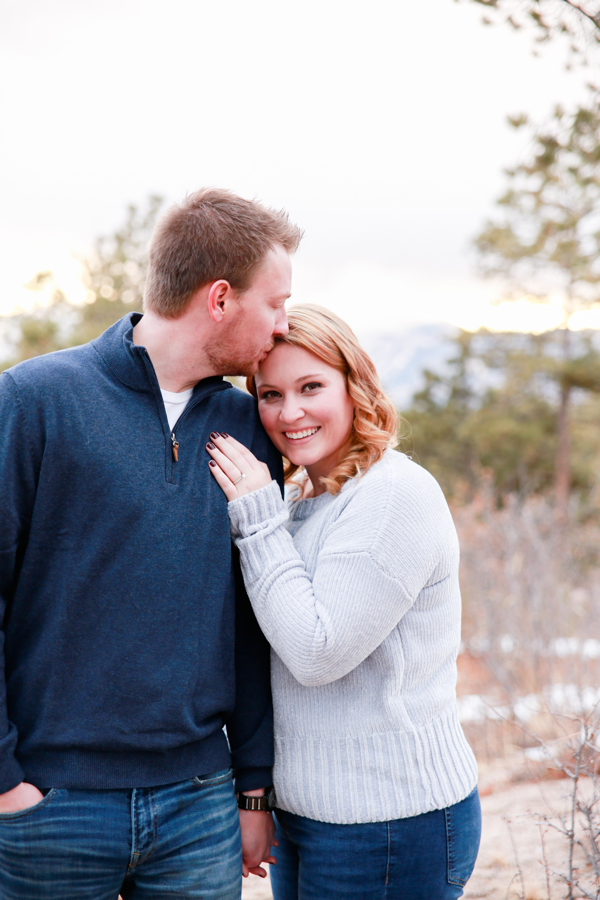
[
  {"x1": 453, "y1": 484, "x2": 600, "y2": 705},
  {"x1": 524, "y1": 709, "x2": 600, "y2": 899},
  {"x1": 451, "y1": 484, "x2": 600, "y2": 895}
]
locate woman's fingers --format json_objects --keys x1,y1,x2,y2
[
  {"x1": 207, "y1": 441, "x2": 245, "y2": 484},
  {"x1": 245, "y1": 865, "x2": 267, "y2": 878},
  {"x1": 207, "y1": 459, "x2": 238, "y2": 501},
  {"x1": 206, "y1": 434, "x2": 274, "y2": 497},
  {"x1": 213, "y1": 434, "x2": 273, "y2": 483},
  {"x1": 211, "y1": 433, "x2": 259, "y2": 471}
]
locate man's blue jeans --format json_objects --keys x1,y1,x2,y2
[
  {"x1": 270, "y1": 786, "x2": 481, "y2": 900},
  {"x1": 0, "y1": 769, "x2": 242, "y2": 899}
]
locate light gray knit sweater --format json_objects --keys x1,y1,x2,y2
[{"x1": 228, "y1": 449, "x2": 478, "y2": 824}]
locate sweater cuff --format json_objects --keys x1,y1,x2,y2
[
  {"x1": 0, "y1": 753, "x2": 25, "y2": 795},
  {"x1": 234, "y1": 766, "x2": 273, "y2": 794},
  {"x1": 228, "y1": 481, "x2": 288, "y2": 539}
]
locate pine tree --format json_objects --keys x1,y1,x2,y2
[{"x1": 474, "y1": 88, "x2": 600, "y2": 512}]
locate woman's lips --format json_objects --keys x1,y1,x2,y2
[{"x1": 283, "y1": 426, "x2": 320, "y2": 442}]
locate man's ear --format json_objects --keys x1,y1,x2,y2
[{"x1": 207, "y1": 280, "x2": 235, "y2": 324}]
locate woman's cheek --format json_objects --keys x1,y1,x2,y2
[{"x1": 259, "y1": 406, "x2": 279, "y2": 446}]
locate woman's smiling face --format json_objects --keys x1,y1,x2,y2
[{"x1": 255, "y1": 342, "x2": 355, "y2": 488}]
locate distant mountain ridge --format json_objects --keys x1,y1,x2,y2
[{"x1": 361, "y1": 323, "x2": 458, "y2": 410}]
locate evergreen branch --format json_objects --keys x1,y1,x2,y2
[{"x1": 557, "y1": 0, "x2": 600, "y2": 31}]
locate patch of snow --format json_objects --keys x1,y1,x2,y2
[
  {"x1": 514, "y1": 695, "x2": 541, "y2": 723},
  {"x1": 582, "y1": 639, "x2": 600, "y2": 659}
]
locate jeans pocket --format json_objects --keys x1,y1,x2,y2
[
  {"x1": 445, "y1": 787, "x2": 482, "y2": 887},
  {"x1": 0, "y1": 788, "x2": 59, "y2": 820},
  {"x1": 192, "y1": 768, "x2": 233, "y2": 788}
]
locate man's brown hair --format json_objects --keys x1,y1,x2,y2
[{"x1": 144, "y1": 188, "x2": 303, "y2": 318}]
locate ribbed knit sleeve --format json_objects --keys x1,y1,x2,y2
[
  {"x1": 227, "y1": 459, "x2": 454, "y2": 688},
  {"x1": 228, "y1": 481, "x2": 289, "y2": 538}
]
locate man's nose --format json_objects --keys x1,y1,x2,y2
[{"x1": 274, "y1": 308, "x2": 289, "y2": 337}]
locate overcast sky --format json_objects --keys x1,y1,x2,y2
[{"x1": 0, "y1": 0, "x2": 592, "y2": 337}]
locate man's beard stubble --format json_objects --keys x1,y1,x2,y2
[{"x1": 204, "y1": 337, "x2": 272, "y2": 378}]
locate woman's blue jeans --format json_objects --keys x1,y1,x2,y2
[
  {"x1": 0, "y1": 769, "x2": 241, "y2": 899},
  {"x1": 270, "y1": 786, "x2": 481, "y2": 900}
]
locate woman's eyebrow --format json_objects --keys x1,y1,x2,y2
[
  {"x1": 294, "y1": 373, "x2": 325, "y2": 384},
  {"x1": 258, "y1": 374, "x2": 325, "y2": 390}
]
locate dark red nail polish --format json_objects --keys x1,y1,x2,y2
[
  {"x1": 221, "y1": 432, "x2": 229, "y2": 439},
  {"x1": 210, "y1": 432, "x2": 219, "y2": 441},
  {"x1": 209, "y1": 460, "x2": 217, "y2": 467},
  {"x1": 206, "y1": 441, "x2": 216, "y2": 450}
]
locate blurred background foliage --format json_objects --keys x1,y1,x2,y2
[
  {"x1": 0, "y1": 196, "x2": 163, "y2": 370},
  {"x1": 402, "y1": 327, "x2": 600, "y2": 504},
  {"x1": 458, "y1": 0, "x2": 600, "y2": 64}
]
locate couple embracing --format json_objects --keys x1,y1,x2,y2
[{"x1": 0, "y1": 189, "x2": 480, "y2": 899}]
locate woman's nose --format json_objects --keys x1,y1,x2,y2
[{"x1": 280, "y1": 397, "x2": 304, "y2": 424}]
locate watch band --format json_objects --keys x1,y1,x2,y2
[{"x1": 236, "y1": 787, "x2": 277, "y2": 811}]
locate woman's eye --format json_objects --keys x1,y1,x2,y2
[
  {"x1": 260, "y1": 391, "x2": 281, "y2": 401},
  {"x1": 302, "y1": 382, "x2": 323, "y2": 393}
]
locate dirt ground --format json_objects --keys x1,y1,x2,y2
[
  {"x1": 464, "y1": 775, "x2": 592, "y2": 899},
  {"x1": 241, "y1": 869, "x2": 273, "y2": 900},
  {"x1": 241, "y1": 771, "x2": 597, "y2": 900}
]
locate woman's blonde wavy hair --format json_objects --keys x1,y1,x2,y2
[{"x1": 247, "y1": 304, "x2": 400, "y2": 496}]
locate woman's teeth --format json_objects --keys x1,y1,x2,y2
[{"x1": 284, "y1": 427, "x2": 319, "y2": 440}]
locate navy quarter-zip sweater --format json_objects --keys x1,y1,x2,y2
[{"x1": 0, "y1": 313, "x2": 282, "y2": 794}]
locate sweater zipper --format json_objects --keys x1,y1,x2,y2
[
  {"x1": 167, "y1": 380, "x2": 231, "y2": 464},
  {"x1": 136, "y1": 346, "x2": 232, "y2": 472}
]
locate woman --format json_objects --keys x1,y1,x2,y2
[{"x1": 206, "y1": 304, "x2": 480, "y2": 899}]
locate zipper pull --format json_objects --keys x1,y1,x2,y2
[{"x1": 171, "y1": 433, "x2": 179, "y2": 462}]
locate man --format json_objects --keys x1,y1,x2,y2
[{"x1": 0, "y1": 189, "x2": 302, "y2": 898}]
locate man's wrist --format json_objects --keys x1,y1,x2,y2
[{"x1": 236, "y1": 786, "x2": 277, "y2": 811}]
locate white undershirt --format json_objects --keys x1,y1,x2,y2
[{"x1": 161, "y1": 387, "x2": 194, "y2": 431}]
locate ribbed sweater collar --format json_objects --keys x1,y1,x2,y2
[{"x1": 92, "y1": 312, "x2": 229, "y2": 398}]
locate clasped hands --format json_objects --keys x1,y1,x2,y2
[
  {"x1": 206, "y1": 433, "x2": 273, "y2": 500},
  {"x1": 239, "y1": 802, "x2": 277, "y2": 878}
]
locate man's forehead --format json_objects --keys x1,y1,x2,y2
[{"x1": 253, "y1": 246, "x2": 292, "y2": 292}]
